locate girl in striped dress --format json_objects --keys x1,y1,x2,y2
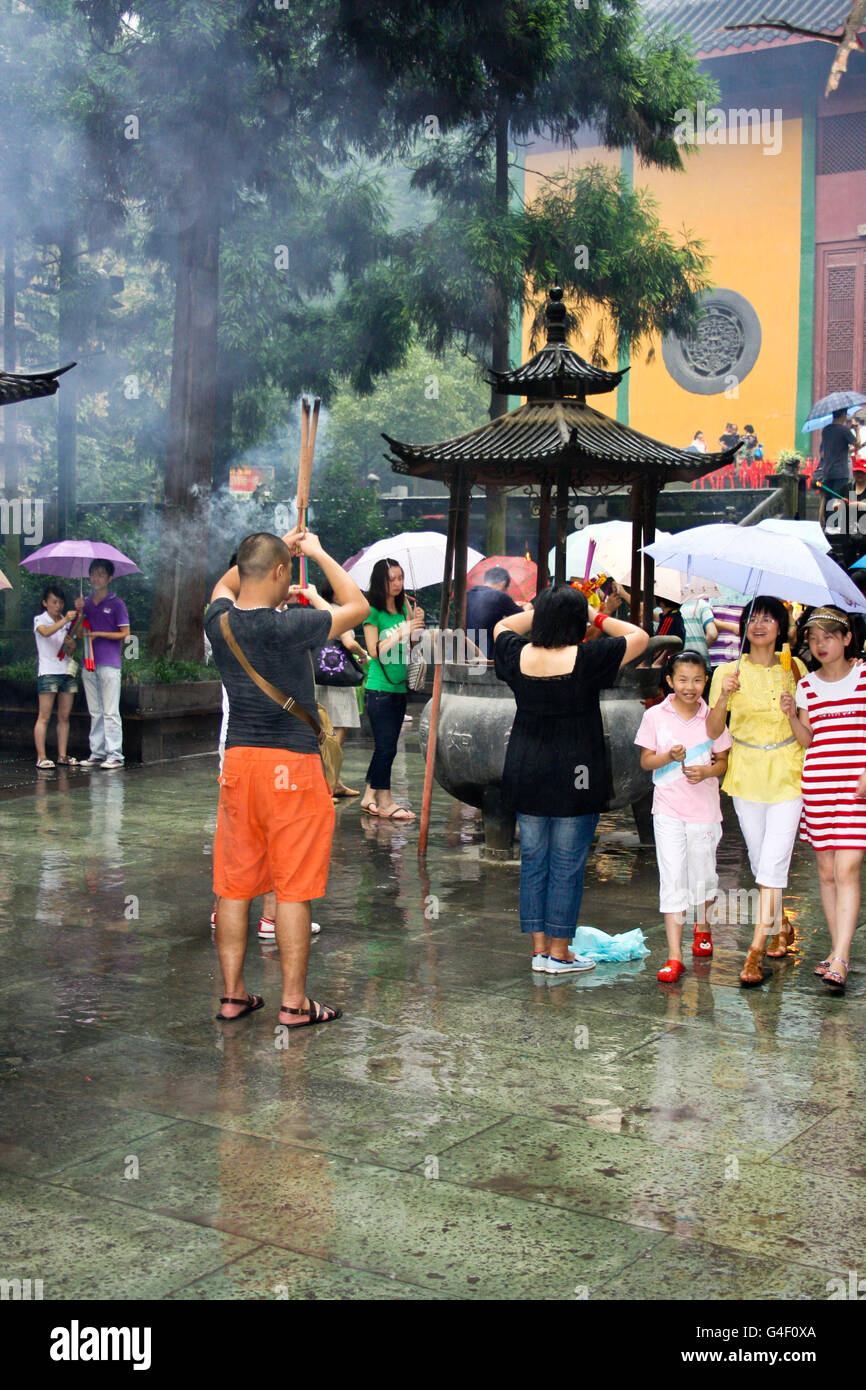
[{"x1": 781, "y1": 607, "x2": 866, "y2": 990}]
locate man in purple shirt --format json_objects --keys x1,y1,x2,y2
[{"x1": 74, "y1": 559, "x2": 130, "y2": 768}]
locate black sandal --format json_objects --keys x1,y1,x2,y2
[
  {"x1": 215, "y1": 993, "x2": 264, "y2": 1020},
  {"x1": 279, "y1": 998, "x2": 342, "y2": 1028}
]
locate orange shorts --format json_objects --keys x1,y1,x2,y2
[{"x1": 213, "y1": 746, "x2": 335, "y2": 902}]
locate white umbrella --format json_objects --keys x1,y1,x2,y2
[
  {"x1": 644, "y1": 523, "x2": 866, "y2": 613},
  {"x1": 549, "y1": 520, "x2": 637, "y2": 580},
  {"x1": 551, "y1": 521, "x2": 724, "y2": 603},
  {"x1": 653, "y1": 570, "x2": 725, "y2": 604},
  {"x1": 755, "y1": 518, "x2": 830, "y2": 553},
  {"x1": 344, "y1": 531, "x2": 484, "y2": 591}
]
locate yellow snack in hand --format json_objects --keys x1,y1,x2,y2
[{"x1": 780, "y1": 643, "x2": 792, "y2": 672}]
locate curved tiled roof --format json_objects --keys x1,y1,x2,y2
[
  {"x1": 488, "y1": 343, "x2": 624, "y2": 396},
  {"x1": 383, "y1": 398, "x2": 737, "y2": 487},
  {"x1": 641, "y1": 1, "x2": 852, "y2": 59},
  {"x1": 0, "y1": 363, "x2": 75, "y2": 407},
  {"x1": 491, "y1": 285, "x2": 624, "y2": 397}
]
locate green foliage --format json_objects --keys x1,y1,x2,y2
[
  {"x1": 319, "y1": 342, "x2": 488, "y2": 483},
  {"x1": 122, "y1": 657, "x2": 214, "y2": 685},
  {"x1": 2, "y1": 1, "x2": 723, "y2": 655},
  {"x1": 0, "y1": 655, "x2": 38, "y2": 682},
  {"x1": 309, "y1": 459, "x2": 386, "y2": 569},
  {"x1": 524, "y1": 163, "x2": 711, "y2": 362}
]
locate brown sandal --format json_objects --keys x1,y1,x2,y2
[
  {"x1": 279, "y1": 998, "x2": 342, "y2": 1028},
  {"x1": 766, "y1": 923, "x2": 796, "y2": 958},
  {"x1": 740, "y1": 946, "x2": 765, "y2": 987}
]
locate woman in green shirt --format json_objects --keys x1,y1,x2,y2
[{"x1": 361, "y1": 558, "x2": 424, "y2": 820}]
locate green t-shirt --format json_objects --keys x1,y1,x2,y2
[{"x1": 365, "y1": 604, "x2": 409, "y2": 692}]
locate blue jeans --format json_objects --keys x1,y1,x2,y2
[
  {"x1": 365, "y1": 690, "x2": 406, "y2": 791},
  {"x1": 517, "y1": 813, "x2": 600, "y2": 939}
]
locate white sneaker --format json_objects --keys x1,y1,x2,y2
[
  {"x1": 545, "y1": 954, "x2": 596, "y2": 975},
  {"x1": 101, "y1": 756, "x2": 124, "y2": 769},
  {"x1": 531, "y1": 952, "x2": 549, "y2": 972},
  {"x1": 82, "y1": 754, "x2": 104, "y2": 766},
  {"x1": 258, "y1": 917, "x2": 321, "y2": 939}
]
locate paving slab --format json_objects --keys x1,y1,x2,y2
[{"x1": 48, "y1": 1120, "x2": 664, "y2": 1300}]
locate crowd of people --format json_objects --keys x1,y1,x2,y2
[
  {"x1": 27, "y1": 507, "x2": 866, "y2": 1022},
  {"x1": 685, "y1": 423, "x2": 763, "y2": 461}
]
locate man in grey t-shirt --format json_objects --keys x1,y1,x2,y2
[{"x1": 205, "y1": 527, "x2": 368, "y2": 1028}]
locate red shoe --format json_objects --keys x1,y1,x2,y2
[
  {"x1": 658, "y1": 958, "x2": 686, "y2": 983},
  {"x1": 692, "y1": 928, "x2": 713, "y2": 958}
]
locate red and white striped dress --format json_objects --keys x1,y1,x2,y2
[{"x1": 797, "y1": 663, "x2": 866, "y2": 850}]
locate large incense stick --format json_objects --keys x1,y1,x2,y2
[{"x1": 296, "y1": 396, "x2": 321, "y2": 594}]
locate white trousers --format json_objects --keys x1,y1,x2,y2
[
  {"x1": 732, "y1": 796, "x2": 802, "y2": 888},
  {"x1": 82, "y1": 665, "x2": 123, "y2": 760},
  {"x1": 654, "y1": 816, "x2": 722, "y2": 914}
]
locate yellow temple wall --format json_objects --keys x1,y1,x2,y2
[{"x1": 522, "y1": 121, "x2": 804, "y2": 460}]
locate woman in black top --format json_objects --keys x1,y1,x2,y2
[{"x1": 493, "y1": 587, "x2": 648, "y2": 974}]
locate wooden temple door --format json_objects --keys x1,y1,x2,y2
[{"x1": 815, "y1": 242, "x2": 866, "y2": 397}]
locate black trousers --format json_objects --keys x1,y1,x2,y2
[{"x1": 365, "y1": 690, "x2": 407, "y2": 791}]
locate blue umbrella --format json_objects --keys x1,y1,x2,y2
[
  {"x1": 644, "y1": 523, "x2": 866, "y2": 613},
  {"x1": 802, "y1": 390, "x2": 866, "y2": 433}
]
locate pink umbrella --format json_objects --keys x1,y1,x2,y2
[
  {"x1": 20, "y1": 540, "x2": 141, "y2": 581},
  {"x1": 0, "y1": 565, "x2": 11, "y2": 591}
]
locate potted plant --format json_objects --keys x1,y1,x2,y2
[{"x1": 776, "y1": 449, "x2": 802, "y2": 476}]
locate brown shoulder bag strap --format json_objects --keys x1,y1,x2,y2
[{"x1": 219, "y1": 610, "x2": 322, "y2": 740}]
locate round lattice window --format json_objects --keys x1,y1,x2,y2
[{"x1": 662, "y1": 288, "x2": 761, "y2": 395}]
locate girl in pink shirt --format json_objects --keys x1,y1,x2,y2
[{"x1": 635, "y1": 652, "x2": 732, "y2": 983}]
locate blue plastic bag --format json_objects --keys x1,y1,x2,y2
[{"x1": 572, "y1": 925, "x2": 650, "y2": 962}]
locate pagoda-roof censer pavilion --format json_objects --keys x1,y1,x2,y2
[{"x1": 384, "y1": 285, "x2": 737, "y2": 627}]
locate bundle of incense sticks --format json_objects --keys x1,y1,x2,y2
[
  {"x1": 82, "y1": 621, "x2": 95, "y2": 672},
  {"x1": 295, "y1": 395, "x2": 320, "y2": 602}
]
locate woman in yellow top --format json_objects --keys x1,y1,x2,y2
[{"x1": 707, "y1": 597, "x2": 806, "y2": 986}]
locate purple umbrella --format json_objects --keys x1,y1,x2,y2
[
  {"x1": 20, "y1": 540, "x2": 141, "y2": 579},
  {"x1": 21, "y1": 540, "x2": 141, "y2": 597}
]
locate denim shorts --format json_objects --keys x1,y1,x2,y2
[{"x1": 37, "y1": 674, "x2": 78, "y2": 695}]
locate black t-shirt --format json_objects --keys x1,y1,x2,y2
[
  {"x1": 821, "y1": 421, "x2": 856, "y2": 485},
  {"x1": 656, "y1": 610, "x2": 686, "y2": 645},
  {"x1": 493, "y1": 630, "x2": 626, "y2": 816},
  {"x1": 204, "y1": 599, "x2": 331, "y2": 753},
  {"x1": 465, "y1": 586, "x2": 523, "y2": 657},
  {"x1": 719, "y1": 432, "x2": 740, "y2": 451}
]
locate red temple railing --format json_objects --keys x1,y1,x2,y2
[{"x1": 691, "y1": 458, "x2": 819, "y2": 490}]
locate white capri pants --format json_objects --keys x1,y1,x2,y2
[
  {"x1": 732, "y1": 797, "x2": 802, "y2": 888},
  {"x1": 654, "y1": 816, "x2": 722, "y2": 914}
]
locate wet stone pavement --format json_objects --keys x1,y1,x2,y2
[{"x1": 0, "y1": 739, "x2": 864, "y2": 1302}]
